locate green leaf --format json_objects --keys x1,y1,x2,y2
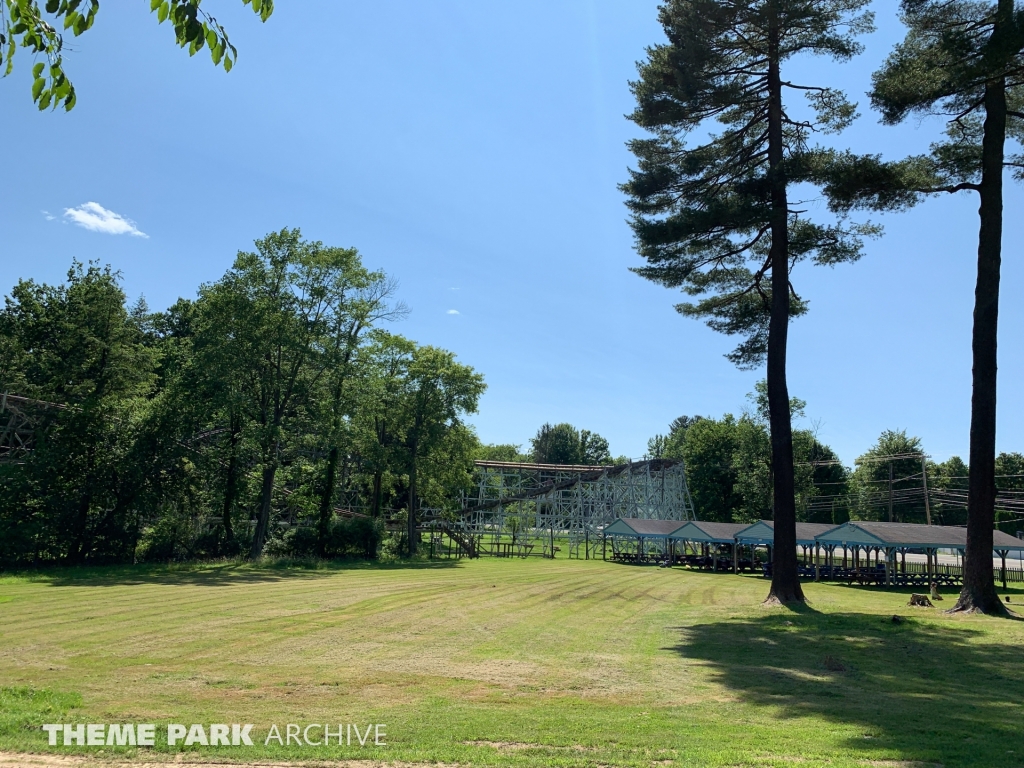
[
  {"x1": 150, "y1": 0, "x2": 161, "y2": 9},
  {"x1": 157, "y1": 2, "x2": 169, "y2": 23},
  {"x1": 252, "y1": 0, "x2": 262, "y2": 13},
  {"x1": 223, "y1": 55, "x2": 233, "y2": 73},
  {"x1": 64, "y1": 90, "x2": 77, "y2": 110},
  {"x1": 32, "y1": 77, "x2": 46, "y2": 100},
  {"x1": 38, "y1": 91, "x2": 53, "y2": 110},
  {"x1": 46, "y1": 0, "x2": 60, "y2": 13},
  {"x1": 32, "y1": 62, "x2": 44, "y2": 78}
]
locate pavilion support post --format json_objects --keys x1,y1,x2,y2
[
  {"x1": 815, "y1": 543, "x2": 820, "y2": 581},
  {"x1": 927, "y1": 547, "x2": 935, "y2": 582},
  {"x1": 999, "y1": 550, "x2": 1008, "y2": 590},
  {"x1": 733, "y1": 544, "x2": 738, "y2": 574},
  {"x1": 712, "y1": 545, "x2": 718, "y2": 573},
  {"x1": 602, "y1": 533, "x2": 606, "y2": 561},
  {"x1": 884, "y1": 547, "x2": 892, "y2": 587}
]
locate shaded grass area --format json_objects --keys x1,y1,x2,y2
[
  {"x1": 675, "y1": 606, "x2": 1024, "y2": 767},
  {"x1": 1, "y1": 558, "x2": 1023, "y2": 766}
]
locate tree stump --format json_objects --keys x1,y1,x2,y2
[{"x1": 909, "y1": 594, "x2": 933, "y2": 607}]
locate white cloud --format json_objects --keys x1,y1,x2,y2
[
  {"x1": 446, "y1": 309, "x2": 460, "y2": 315},
  {"x1": 41, "y1": 210, "x2": 56, "y2": 221},
  {"x1": 63, "y1": 202, "x2": 148, "y2": 238}
]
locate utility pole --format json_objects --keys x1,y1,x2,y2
[
  {"x1": 921, "y1": 455, "x2": 932, "y2": 526},
  {"x1": 921, "y1": 454, "x2": 933, "y2": 581},
  {"x1": 888, "y1": 461, "x2": 894, "y2": 523}
]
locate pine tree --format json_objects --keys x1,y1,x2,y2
[
  {"x1": 821, "y1": 0, "x2": 1024, "y2": 614},
  {"x1": 622, "y1": 0, "x2": 875, "y2": 603}
]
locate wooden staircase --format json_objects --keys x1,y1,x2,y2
[{"x1": 438, "y1": 522, "x2": 478, "y2": 558}]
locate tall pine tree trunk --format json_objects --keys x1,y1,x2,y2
[
  {"x1": 952, "y1": 58, "x2": 1007, "y2": 614},
  {"x1": 317, "y1": 446, "x2": 339, "y2": 557},
  {"x1": 765, "y1": 18, "x2": 803, "y2": 605}
]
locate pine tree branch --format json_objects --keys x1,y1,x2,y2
[
  {"x1": 780, "y1": 82, "x2": 827, "y2": 92},
  {"x1": 916, "y1": 182, "x2": 980, "y2": 194}
]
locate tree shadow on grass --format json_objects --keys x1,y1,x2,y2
[
  {"x1": 19, "y1": 556, "x2": 464, "y2": 587},
  {"x1": 669, "y1": 608, "x2": 1024, "y2": 767}
]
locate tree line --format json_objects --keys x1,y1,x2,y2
[
  {"x1": 643, "y1": 388, "x2": 1024, "y2": 531},
  {"x1": 478, "y1": 422, "x2": 622, "y2": 466},
  {"x1": 624, "y1": 0, "x2": 1024, "y2": 612},
  {"x1": 0, "y1": 229, "x2": 485, "y2": 568}
]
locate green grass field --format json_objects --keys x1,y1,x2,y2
[{"x1": 2, "y1": 556, "x2": 1023, "y2": 767}]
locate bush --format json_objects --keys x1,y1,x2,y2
[
  {"x1": 378, "y1": 532, "x2": 403, "y2": 562},
  {"x1": 284, "y1": 516, "x2": 384, "y2": 560},
  {"x1": 329, "y1": 516, "x2": 383, "y2": 559}
]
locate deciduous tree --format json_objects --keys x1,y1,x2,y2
[
  {"x1": 2, "y1": 0, "x2": 273, "y2": 110},
  {"x1": 530, "y1": 423, "x2": 613, "y2": 465},
  {"x1": 399, "y1": 345, "x2": 484, "y2": 556}
]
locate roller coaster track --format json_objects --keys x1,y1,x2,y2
[{"x1": 454, "y1": 458, "x2": 683, "y2": 516}]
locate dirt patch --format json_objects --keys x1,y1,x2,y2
[
  {"x1": 461, "y1": 741, "x2": 595, "y2": 753},
  {"x1": 0, "y1": 753, "x2": 458, "y2": 768},
  {"x1": 461, "y1": 741, "x2": 534, "y2": 751}
]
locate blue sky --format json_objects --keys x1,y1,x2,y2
[{"x1": 3, "y1": 1, "x2": 1022, "y2": 465}]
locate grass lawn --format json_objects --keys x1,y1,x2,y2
[{"x1": 1, "y1": 556, "x2": 1023, "y2": 767}]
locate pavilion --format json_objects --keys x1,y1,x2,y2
[
  {"x1": 734, "y1": 520, "x2": 838, "y2": 574},
  {"x1": 664, "y1": 521, "x2": 749, "y2": 571},
  {"x1": 601, "y1": 518, "x2": 688, "y2": 562},
  {"x1": 814, "y1": 520, "x2": 1024, "y2": 588},
  {"x1": 602, "y1": 516, "x2": 1024, "y2": 587}
]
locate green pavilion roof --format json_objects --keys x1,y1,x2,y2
[
  {"x1": 602, "y1": 518, "x2": 688, "y2": 537},
  {"x1": 814, "y1": 521, "x2": 1024, "y2": 552},
  {"x1": 734, "y1": 520, "x2": 838, "y2": 546}
]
